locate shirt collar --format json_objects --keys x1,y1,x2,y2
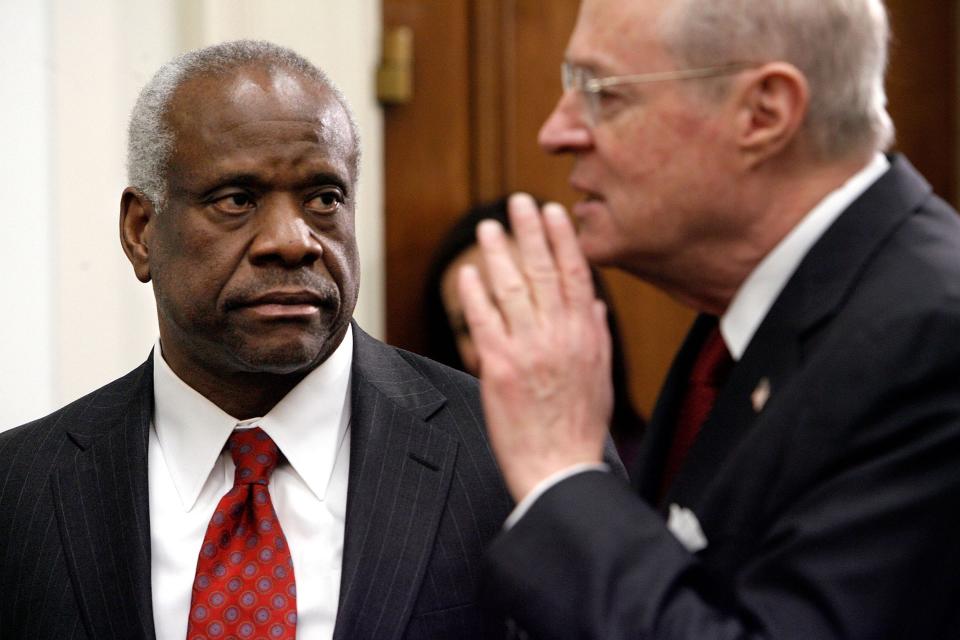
[
  {"x1": 720, "y1": 153, "x2": 890, "y2": 360},
  {"x1": 153, "y1": 325, "x2": 354, "y2": 511}
]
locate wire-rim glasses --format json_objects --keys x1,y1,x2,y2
[{"x1": 561, "y1": 61, "x2": 759, "y2": 126}]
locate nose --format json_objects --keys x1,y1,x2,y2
[
  {"x1": 249, "y1": 195, "x2": 323, "y2": 267},
  {"x1": 538, "y1": 90, "x2": 593, "y2": 154}
]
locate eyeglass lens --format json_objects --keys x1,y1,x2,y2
[{"x1": 561, "y1": 63, "x2": 600, "y2": 126}]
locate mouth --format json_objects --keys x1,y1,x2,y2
[
  {"x1": 570, "y1": 179, "x2": 604, "y2": 203},
  {"x1": 227, "y1": 290, "x2": 330, "y2": 319},
  {"x1": 569, "y1": 181, "x2": 605, "y2": 219}
]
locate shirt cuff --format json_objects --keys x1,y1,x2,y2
[{"x1": 503, "y1": 463, "x2": 610, "y2": 530}]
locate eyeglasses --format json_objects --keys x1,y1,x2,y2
[{"x1": 561, "y1": 61, "x2": 758, "y2": 126}]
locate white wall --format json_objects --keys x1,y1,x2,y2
[
  {"x1": 0, "y1": 0, "x2": 383, "y2": 430},
  {"x1": 0, "y1": 0, "x2": 55, "y2": 428}
]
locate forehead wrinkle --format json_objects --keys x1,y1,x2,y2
[
  {"x1": 193, "y1": 105, "x2": 353, "y2": 165},
  {"x1": 216, "y1": 120, "x2": 325, "y2": 144},
  {"x1": 203, "y1": 150, "x2": 351, "y2": 186},
  {"x1": 167, "y1": 68, "x2": 357, "y2": 187},
  {"x1": 169, "y1": 126, "x2": 353, "y2": 193}
]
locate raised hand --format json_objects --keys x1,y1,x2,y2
[{"x1": 458, "y1": 193, "x2": 613, "y2": 501}]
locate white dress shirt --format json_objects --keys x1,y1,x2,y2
[
  {"x1": 721, "y1": 153, "x2": 890, "y2": 359},
  {"x1": 149, "y1": 325, "x2": 353, "y2": 640},
  {"x1": 507, "y1": 154, "x2": 891, "y2": 527}
]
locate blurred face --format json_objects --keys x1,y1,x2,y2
[
  {"x1": 440, "y1": 245, "x2": 484, "y2": 375},
  {"x1": 440, "y1": 241, "x2": 522, "y2": 376},
  {"x1": 539, "y1": 0, "x2": 738, "y2": 277},
  {"x1": 146, "y1": 65, "x2": 360, "y2": 383}
]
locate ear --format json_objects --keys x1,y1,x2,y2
[
  {"x1": 119, "y1": 187, "x2": 156, "y2": 283},
  {"x1": 732, "y1": 62, "x2": 809, "y2": 167}
]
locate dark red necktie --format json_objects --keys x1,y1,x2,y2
[
  {"x1": 186, "y1": 427, "x2": 297, "y2": 640},
  {"x1": 659, "y1": 325, "x2": 732, "y2": 500}
]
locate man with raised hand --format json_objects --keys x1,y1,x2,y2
[{"x1": 461, "y1": 0, "x2": 960, "y2": 637}]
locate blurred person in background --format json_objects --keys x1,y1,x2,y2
[{"x1": 423, "y1": 197, "x2": 645, "y2": 469}]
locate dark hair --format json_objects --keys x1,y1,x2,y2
[
  {"x1": 422, "y1": 198, "x2": 510, "y2": 371},
  {"x1": 422, "y1": 197, "x2": 645, "y2": 452}
]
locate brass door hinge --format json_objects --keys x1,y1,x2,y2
[{"x1": 377, "y1": 26, "x2": 414, "y2": 105}]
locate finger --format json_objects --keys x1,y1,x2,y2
[
  {"x1": 593, "y1": 299, "x2": 612, "y2": 374},
  {"x1": 457, "y1": 263, "x2": 506, "y2": 353},
  {"x1": 507, "y1": 193, "x2": 564, "y2": 317},
  {"x1": 593, "y1": 299, "x2": 614, "y2": 423},
  {"x1": 476, "y1": 219, "x2": 537, "y2": 334},
  {"x1": 542, "y1": 203, "x2": 596, "y2": 307}
]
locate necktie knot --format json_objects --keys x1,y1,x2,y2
[
  {"x1": 228, "y1": 427, "x2": 280, "y2": 486},
  {"x1": 689, "y1": 327, "x2": 732, "y2": 386}
]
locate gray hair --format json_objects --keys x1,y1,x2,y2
[
  {"x1": 127, "y1": 40, "x2": 361, "y2": 210},
  {"x1": 658, "y1": 0, "x2": 894, "y2": 160}
]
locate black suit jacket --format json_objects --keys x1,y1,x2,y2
[
  {"x1": 0, "y1": 325, "x2": 515, "y2": 639},
  {"x1": 483, "y1": 156, "x2": 960, "y2": 639}
]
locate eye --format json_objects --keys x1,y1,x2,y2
[
  {"x1": 588, "y1": 88, "x2": 631, "y2": 122},
  {"x1": 305, "y1": 188, "x2": 345, "y2": 215},
  {"x1": 594, "y1": 86, "x2": 630, "y2": 107},
  {"x1": 211, "y1": 191, "x2": 256, "y2": 215}
]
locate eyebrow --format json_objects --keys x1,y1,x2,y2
[
  {"x1": 200, "y1": 171, "x2": 353, "y2": 198},
  {"x1": 305, "y1": 171, "x2": 352, "y2": 196},
  {"x1": 564, "y1": 54, "x2": 612, "y2": 75}
]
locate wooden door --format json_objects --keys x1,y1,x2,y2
[
  {"x1": 885, "y1": 0, "x2": 957, "y2": 205},
  {"x1": 383, "y1": 0, "x2": 957, "y2": 418}
]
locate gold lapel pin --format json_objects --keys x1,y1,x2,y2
[{"x1": 751, "y1": 377, "x2": 771, "y2": 413}]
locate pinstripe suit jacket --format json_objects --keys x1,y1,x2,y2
[{"x1": 0, "y1": 324, "x2": 514, "y2": 639}]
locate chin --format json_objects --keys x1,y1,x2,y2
[
  {"x1": 237, "y1": 349, "x2": 323, "y2": 374},
  {"x1": 212, "y1": 313, "x2": 350, "y2": 374},
  {"x1": 227, "y1": 333, "x2": 342, "y2": 375},
  {"x1": 578, "y1": 236, "x2": 617, "y2": 267}
]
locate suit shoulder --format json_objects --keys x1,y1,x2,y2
[
  {"x1": 846, "y1": 196, "x2": 960, "y2": 333},
  {"x1": 893, "y1": 193, "x2": 960, "y2": 282},
  {"x1": 394, "y1": 347, "x2": 478, "y2": 389}
]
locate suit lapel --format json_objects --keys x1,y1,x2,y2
[
  {"x1": 666, "y1": 314, "x2": 802, "y2": 507},
  {"x1": 633, "y1": 314, "x2": 711, "y2": 504},
  {"x1": 334, "y1": 326, "x2": 458, "y2": 640},
  {"x1": 52, "y1": 358, "x2": 155, "y2": 640},
  {"x1": 659, "y1": 156, "x2": 934, "y2": 510}
]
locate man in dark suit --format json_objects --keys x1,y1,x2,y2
[
  {"x1": 0, "y1": 41, "x2": 515, "y2": 639},
  {"x1": 459, "y1": 0, "x2": 960, "y2": 637}
]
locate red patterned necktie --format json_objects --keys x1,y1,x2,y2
[
  {"x1": 659, "y1": 325, "x2": 732, "y2": 500},
  {"x1": 186, "y1": 427, "x2": 297, "y2": 640}
]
